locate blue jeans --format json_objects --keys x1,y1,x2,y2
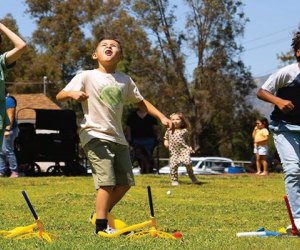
[
  {"x1": 269, "y1": 121, "x2": 300, "y2": 219},
  {"x1": 0, "y1": 127, "x2": 19, "y2": 174}
]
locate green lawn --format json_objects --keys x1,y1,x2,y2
[{"x1": 0, "y1": 174, "x2": 299, "y2": 250}]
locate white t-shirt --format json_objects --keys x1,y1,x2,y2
[
  {"x1": 64, "y1": 69, "x2": 144, "y2": 146},
  {"x1": 261, "y1": 63, "x2": 300, "y2": 93},
  {"x1": 261, "y1": 63, "x2": 300, "y2": 124}
]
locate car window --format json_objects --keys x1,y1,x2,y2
[
  {"x1": 205, "y1": 161, "x2": 232, "y2": 168},
  {"x1": 192, "y1": 160, "x2": 198, "y2": 167},
  {"x1": 221, "y1": 162, "x2": 232, "y2": 167},
  {"x1": 192, "y1": 158, "x2": 233, "y2": 169}
]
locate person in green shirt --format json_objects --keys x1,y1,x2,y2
[{"x1": 0, "y1": 22, "x2": 26, "y2": 161}]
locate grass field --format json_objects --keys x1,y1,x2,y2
[{"x1": 0, "y1": 173, "x2": 299, "y2": 250}]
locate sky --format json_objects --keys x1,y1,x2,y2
[{"x1": 0, "y1": 0, "x2": 299, "y2": 77}]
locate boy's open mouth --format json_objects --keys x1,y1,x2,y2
[{"x1": 105, "y1": 50, "x2": 113, "y2": 56}]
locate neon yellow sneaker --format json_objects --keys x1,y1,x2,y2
[{"x1": 89, "y1": 212, "x2": 127, "y2": 229}]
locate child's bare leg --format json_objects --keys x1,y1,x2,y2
[
  {"x1": 95, "y1": 186, "x2": 113, "y2": 232},
  {"x1": 256, "y1": 154, "x2": 261, "y2": 174},
  {"x1": 109, "y1": 185, "x2": 131, "y2": 211},
  {"x1": 96, "y1": 186, "x2": 114, "y2": 219},
  {"x1": 260, "y1": 155, "x2": 269, "y2": 175}
]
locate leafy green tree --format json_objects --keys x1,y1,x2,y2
[
  {"x1": 130, "y1": 0, "x2": 256, "y2": 158},
  {"x1": 17, "y1": 0, "x2": 257, "y2": 159},
  {"x1": 25, "y1": 0, "x2": 94, "y2": 84},
  {"x1": 184, "y1": 0, "x2": 256, "y2": 157},
  {"x1": 131, "y1": 0, "x2": 192, "y2": 112},
  {"x1": 0, "y1": 15, "x2": 43, "y2": 93}
]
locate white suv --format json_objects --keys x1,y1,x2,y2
[{"x1": 159, "y1": 156, "x2": 235, "y2": 175}]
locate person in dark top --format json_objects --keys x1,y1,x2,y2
[
  {"x1": 126, "y1": 107, "x2": 158, "y2": 173},
  {"x1": 257, "y1": 31, "x2": 300, "y2": 233}
]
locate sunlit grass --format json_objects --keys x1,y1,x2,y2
[{"x1": 0, "y1": 174, "x2": 299, "y2": 250}]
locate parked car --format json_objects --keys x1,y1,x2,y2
[{"x1": 158, "y1": 156, "x2": 235, "y2": 175}]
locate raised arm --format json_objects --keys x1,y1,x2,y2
[
  {"x1": 0, "y1": 23, "x2": 27, "y2": 65},
  {"x1": 252, "y1": 126, "x2": 258, "y2": 140}
]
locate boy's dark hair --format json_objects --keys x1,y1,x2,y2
[
  {"x1": 0, "y1": 34, "x2": 2, "y2": 44},
  {"x1": 292, "y1": 32, "x2": 300, "y2": 61}
]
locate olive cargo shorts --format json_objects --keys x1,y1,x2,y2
[{"x1": 84, "y1": 138, "x2": 135, "y2": 189}]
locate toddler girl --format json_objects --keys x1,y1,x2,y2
[{"x1": 164, "y1": 112, "x2": 199, "y2": 186}]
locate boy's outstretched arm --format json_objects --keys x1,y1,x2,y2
[
  {"x1": 56, "y1": 90, "x2": 89, "y2": 102},
  {"x1": 0, "y1": 23, "x2": 27, "y2": 65},
  {"x1": 136, "y1": 99, "x2": 174, "y2": 130},
  {"x1": 257, "y1": 88, "x2": 294, "y2": 114}
]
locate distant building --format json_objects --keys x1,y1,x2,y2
[{"x1": 14, "y1": 93, "x2": 61, "y2": 123}]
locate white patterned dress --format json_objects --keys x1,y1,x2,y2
[{"x1": 164, "y1": 129, "x2": 196, "y2": 181}]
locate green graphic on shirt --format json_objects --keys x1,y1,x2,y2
[{"x1": 99, "y1": 85, "x2": 122, "y2": 108}]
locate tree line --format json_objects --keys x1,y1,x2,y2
[{"x1": 1, "y1": 0, "x2": 279, "y2": 160}]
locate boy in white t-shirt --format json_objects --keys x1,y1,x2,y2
[
  {"x1": 56, "y1": 38, "x2": 173, "y2": 235},
  {"x1": 257, "y1": 32, "x2": 300, "y2": 233}
]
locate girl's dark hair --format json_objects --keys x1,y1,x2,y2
[
  {"x1": 292, "y1": 32, "x2": 300, "y2": 61},
  {"x1": 0, "y1": 34, "x2": 2, "y2": 44},
  {"x1": 258, "y1": 117, "x2": 269, "y2": 130},
  {"x1": 170, "y1": 112, "x2": 189, "y2": 129}
]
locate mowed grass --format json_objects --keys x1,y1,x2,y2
[{"x1": 0, "y1": 173, "x2": 299, "y2": 250}]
